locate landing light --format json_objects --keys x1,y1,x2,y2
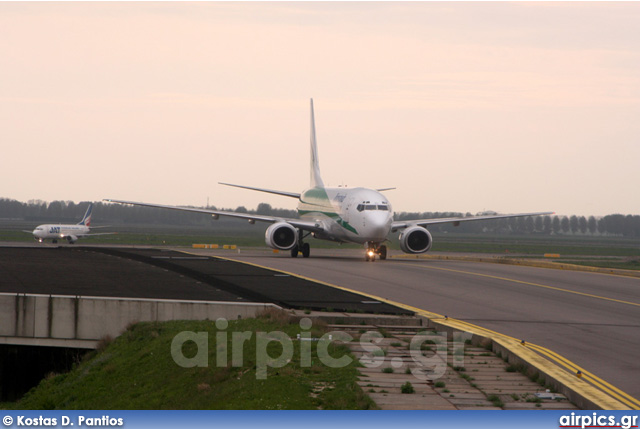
[{"x1": 367, "y1": 250, "x2": 375, "y2": 257}]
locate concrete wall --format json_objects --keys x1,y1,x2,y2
[{"x1": 0, "y1": 293, "x2": 280, "y2": 349}]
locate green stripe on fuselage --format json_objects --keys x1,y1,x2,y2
[{"x1": 298, "y1": 187, "x2": 358, "y2": 235}]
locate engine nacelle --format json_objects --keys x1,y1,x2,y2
[
  {"x1": 265, "y1": 222, "x2": 298, "y2": 250},
  {"x1": 399, "y1": 226, "x2": 433, "y2": 254},
  {"x1": 66, "y1": 235, "x2": 78, "y2": 244}
]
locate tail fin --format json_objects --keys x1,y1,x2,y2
[
  {"x1": 310, "y1": 99, "x2": 325, "y2": 188},
  {"x1": 78, "y1": 203, "x2": 93, "y2": 226}
]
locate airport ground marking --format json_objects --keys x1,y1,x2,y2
[
  {"x1": 186, "y1": 250, "x2": 636, "y2": 409},
  {"x1": 449, "y1": 318, "x2": 640, "y2": 410},
  {"x1": 396, "y1": 262, "x2": 640, "y2": 308}
]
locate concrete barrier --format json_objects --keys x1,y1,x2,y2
[{"x1": 0, "y1": 293, "x2": 280, "y2": 349}]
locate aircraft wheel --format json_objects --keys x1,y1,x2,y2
[
  {"x1": 290, "y1": 246, "x2": 299, "y2": 258},
  {"x1": 301, "y1": 243, "x2": 310, "y2": 258},
  {"x1": 379, "y1": 245, "x2": 387, "y2": 260}
]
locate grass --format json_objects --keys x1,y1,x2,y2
[
  {"x1": 554, "y1": 258, "x2": 640, "y2": 271},
  {"x1": 426, "y1": 234, "x2": 640, "y2": 257},
  {"x1": 9, "y1": 314, "x2": 376, "y2": 410}
]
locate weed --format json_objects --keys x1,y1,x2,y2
[
  {"x1": 401, "y1": 382, "x2": 415, "y2": 394},
  {"x1": 488, "y1": 394, "x2": 504, "y2": 408}
]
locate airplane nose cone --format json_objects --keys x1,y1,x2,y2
[{"x1": 366, "y1": 213, "x2": 392, "y2": 240}]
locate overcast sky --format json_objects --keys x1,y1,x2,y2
[{"x1": 1, "y1": 2, "x2": 639, "y2": 217}]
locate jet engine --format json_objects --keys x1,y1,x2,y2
[
  {"x1": 265, "y1": 222, "x2": 298, "y2": 250},
  {"x1": 66, "y1": 235, "x2": 78, "y2": 244},
  {"x1": 399, "y1": 226, "x2": 433, "y2": 254}
]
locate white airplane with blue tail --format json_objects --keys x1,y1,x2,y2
[
  {"x1": 28, "y1": 203, "x2": 115, "y2": 244},
  {"x1": 106, "y1": 100, "x2": 552, "y2": 261}
]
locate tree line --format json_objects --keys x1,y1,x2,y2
[{"x1": 1, "y1": 198, "x2": 639, "y2": 238}]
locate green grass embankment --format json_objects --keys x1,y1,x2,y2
[{"x1": 11, "y1": 311, "x2": 376, "y2": 410}]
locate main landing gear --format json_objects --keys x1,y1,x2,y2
[
  {"x1": 365, "y1": 243, "x2": 387, "y2": 262},
  {"x1": 290, "y1": 230, "x2": 311, "y2": 258}
]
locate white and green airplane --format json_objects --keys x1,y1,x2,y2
[{"x1": 106, "y1": 100, "x2": 552, "y2": 261}]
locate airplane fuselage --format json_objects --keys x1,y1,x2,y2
[
  {"x1": 32, "y1": 224, "x2": 90, "y2": 243},
  {"x1": 297, "y1": 186, "x2": 393, "y2": 245}
]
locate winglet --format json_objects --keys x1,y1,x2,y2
[{"x1": 310, "y1": 99, "x2": 325, "y2": 188}]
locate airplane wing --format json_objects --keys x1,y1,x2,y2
[
  {"x1": 218, "y1": 183, "x2": 300, "y2": 198},
  {"x1": 103, "y1": 199, "x2": 325, "y2": 233},
  {"x1": 80, "y1": 232, "x2": 118, "y2": 237},
  {"x1": 391, "y1": 211, "x2": 554, "y2": 232}
]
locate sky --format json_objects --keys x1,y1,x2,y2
[{"x1": 1, "y1": 2, "x2": 639, "y2": 217}]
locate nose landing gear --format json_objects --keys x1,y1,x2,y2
[{"x1": 364, "y1": 244, "x2": 387, "y2": 261}]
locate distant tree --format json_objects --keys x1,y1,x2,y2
[
  {"x1": 561, "y1": 216, "x2": 570, "y2": 234},
  {"x1": 524, "y1": 216, "x2": 535, "y2": 234},
  {"x1": 235, "y1": 206, "x2": 248, "y2": 213},
  {"x1": 534, "y1": 216, "x2": 543, "y2": 233},
  {"x1": 256, "y1": 203, "x2": 273, "y2": 215},
  {"x1": 588, "y1": 216, "x2": 597, "y2": 234},
  {"x1": 569, "y1": 215, "x2": 579, "y2": 234},
  {"x1": 578, "y1": 216, "x2": 587, "y2": 234},
  {"x1": 597, "y1": 217, "x2": 607, "y2": 234},
  {"x1": 543, "y1": 216, "x2": 552, "y2": 234},
  {"x1": 48, "y1": 201, "x2": 65, "y2": 220},
  {"x1": 552, "y1": 216, "x2": 561, "y2": 234}
]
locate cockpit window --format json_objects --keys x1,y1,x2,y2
[{"x1": 357, "y1": 202, "x2": 389, "y2": 211}]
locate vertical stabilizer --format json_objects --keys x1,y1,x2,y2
[
  {"x1": 78, "y1": 203, "x2": 93, "y2": 226},
  {"x1": 310, "y1": 99, "x2": 325, "y2": 188}
]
